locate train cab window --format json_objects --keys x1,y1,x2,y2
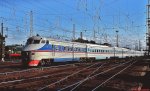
[
  {"x1": 33, "y1": 40, "x2": 40, "y2": 44},
  {"x1": 26, "y1": 38, "x2": 33, "y2": 44}
]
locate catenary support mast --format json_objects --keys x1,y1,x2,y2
[{"x1": 147, "y1": 0, "x2": 150, "y2": 55}]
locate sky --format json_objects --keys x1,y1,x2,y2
[{"x1": 0, "y1": 0, "x2": 147, "y2": 49}]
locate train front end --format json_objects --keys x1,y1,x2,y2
[{"x1": 22, "y1": 36, "x2": 48, "y2": 66}]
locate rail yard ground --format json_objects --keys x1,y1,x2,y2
[{"x1": 0, "y1": 57, "x2": 149, "y2": 91}]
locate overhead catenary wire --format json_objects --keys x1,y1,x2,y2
[{"x1": 0, "y1": 0, "x2": 146, "y2": 48}]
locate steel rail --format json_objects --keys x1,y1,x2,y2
[
  {"x1": 0, "y1": 63, "x2": 82, "y2": 75},
  {"x1": 92, "y1": 61, "x2": 136, "y2": 91},
  {"x1": 0, "y1": 62, "x2": 101, "y2": 85},
  {"x1": 0, "y1": 72, "x2": 68, "y2": 85},
  {"x1": 58, "y1": 60, "x2": 132, "y2": 91},
  {"x1": 59, "y1": 63, "x2": 108, "y2": 91},
  {"x1": 38, "y1": 61, "x2": 102, "y2": 91}
]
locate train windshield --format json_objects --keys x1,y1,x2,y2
[
  {"x1": 26, "y1": 38, "x2": 33, "y2": 44},
  {"x1": 26, "y1": 38, "x2": 40, "y2": 44},
  {"x1": 33, "y1": 40, "x2": 40, "y2": 44}
]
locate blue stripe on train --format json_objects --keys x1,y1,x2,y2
[
  {"x1": 38, "y1": 44, "x2": 52, "y2": 50},
  {"x1": 38, "y1": 44, "x2": 64, "y2": 51}
]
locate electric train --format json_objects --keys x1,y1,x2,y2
[{"x1": 21, "y1": 36, "x2": 144, "y2": 66}]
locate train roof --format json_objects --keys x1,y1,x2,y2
[{"x1": 28, "y1": 36, "x2": 143, "y2": 52}]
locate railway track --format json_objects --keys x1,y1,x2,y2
[
  {"x1": 0, "y1": 61, "x2": 106, "y2": 90},
  {"x1": 0, "y1": 58, "x2": 136, "y2": 91},
  {"x1": 0, "y1": 62, "x2": 94, "y2": 82},
  {"x1": 38, "y1": 60, "x2": 134, "y2": 91},
  {"x1": 0, "y1": 62, "x2": 106, "y2": 89}
]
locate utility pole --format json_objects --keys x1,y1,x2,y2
[
  {"x1": 30, "y1": 11, "x2": 33, "y2": 37},
  {"x1": 116, "y1": 30, "x2": 119, "y2": 47},
  {"x1": 93, "y1": 28, "x2": 96, "y2": 42},
  {"x1": 147, "y1": 0, "x2": 150, "y2": 55},
  {"x1": 73, "y1": 24, "x2": 75, "y2": 40},
  {"x1": 0, "y1": 22, "x2": 5, "y2": 62},
  {"x1": 139, "y1": 40, "x2": 141, "y2": 51},
  {"x1": 1, "y1": 23, "x2": 3, "y2": 36},
  {"x1": 24, "y1": 14, "x2": 27, "y2": 37},
  {"x1": 80, "y1": 32, "x2": 83, "y2": 39}
]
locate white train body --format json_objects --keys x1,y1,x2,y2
[{"x1": 22, "y1": 36, "x2": 144, "y2": 66}]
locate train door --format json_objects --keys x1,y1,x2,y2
[
  {"x1": 72, "y1": 43, "x2": 75, "y2": 61},
  {"x1": 52, "y1": 44, "x2": 55, "y2": 57},
  {"x1": 85, "y1": 45, "x2": 88, "y2": 59}
]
